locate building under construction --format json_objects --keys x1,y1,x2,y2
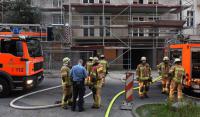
[
  {"x1": 63, "y1": 0, "x2": 191, "y2": 69},
  {"x1": 31, "y1": 0, "x2": 195, "y2": 70}
]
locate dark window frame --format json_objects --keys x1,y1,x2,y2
[
  {"x1": 83, "y1": 0, "x2": 94, "y2": 3},
  {"x1": 187, "y1": 10, "x2": 194, "y2": 27},
  {"x1": 99, "y1": 16, "x2": 111, "y2": 37},
  {"x1": 83, "y1": 16, "x2": 95, "y2": 36}
]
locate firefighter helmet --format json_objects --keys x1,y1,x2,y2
[
  {"x1": 89, "y1": 57, "x2": 93, "y2": 60},
  {"x1": 63, "y1": 57, "x2": 70, "y2": 65},
  {"x1": 141, "y1": 56, "x2": 147, "y2": 61},
  {"x1": 163, "y1": 56, "x2": 169, "y2": 61},
  {"x1": 100, "y1": 54, "x2": 105, "y2": 58},
  {"x1": 174, "y1": 58, "x2": 181, "y2": 63},
  {"x1": 93, "y1": 57, "x2": 99, "y2": 62}
]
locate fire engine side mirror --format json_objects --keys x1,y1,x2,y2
[{"x1": 20, "y1": 58, "x2": 29, "y2": 61}]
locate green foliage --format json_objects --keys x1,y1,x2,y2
[
  {"x1": 3, "y1": 0, "x2": 41, "y2": 24},
  {"x1": 136, "y1": 101, "x2": 200, "y2": 117}
]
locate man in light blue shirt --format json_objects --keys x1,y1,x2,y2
[
  {"x1": 70, "y1": 60, "x2": 87, "y2": 82},
  {"x1": 70, "y1": 59, "x2": 88, "y2": 112}
]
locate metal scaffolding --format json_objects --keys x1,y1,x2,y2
[
  {"x1": 27, "y1": 0, "x2": 198, "y2": 70},
  {"x1": 63, "y1": 0, "x2": 191, "y2": 69}
]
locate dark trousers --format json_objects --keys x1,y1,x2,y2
[{"x1": 72, "y1": 81, "x2": 85, "y2": 110}]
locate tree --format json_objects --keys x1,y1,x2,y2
[{"x1": 3, "y1": 0, "x2": 41, "y2": 24}]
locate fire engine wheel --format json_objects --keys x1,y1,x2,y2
[{"x1": 0, "y1": 78, "x2": 10, "y2": 98}]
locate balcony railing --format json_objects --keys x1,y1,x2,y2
[
  {"x1": 69, "y1": 15, "x2": 178, "y2": 27},
  {"x1": 63, "y1": 0, "x2": 180, "y2": 5}
]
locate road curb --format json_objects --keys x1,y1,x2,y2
[
  {"x1": 131, "y1": 103, "x2": 165, "y2": 117},
  {"x1": 131, "y1": 105, "x2": 140, "y2": 117}
]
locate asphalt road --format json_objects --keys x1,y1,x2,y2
[
  {"x1": 0, "y1": 71, "x2": 133, "y2": 117},
  {"x1": 2, "y1": 71, "x2": 198, "y2": 117}
]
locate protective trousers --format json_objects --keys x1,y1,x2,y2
[
  {"x1": 169, "y1": 80, "x2": 183, "y2": 101},
  {"x1": 102, "y1": 72, "x2": 106, "y2": 85},
  {"x1": 139, "y1": 80, "x2": 149, "y2": 97},
  {"x1": 161, "y1": 78, "x2": 170, "y2": 93},
  {"x1": 93, "y1": 80, "x2": 103, "y2": 108},
  {"x1": 62, "y1": 85, "x2": 72, "y2": 108}
]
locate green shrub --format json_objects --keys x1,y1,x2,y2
[{"x1": 136, "y1": 100, "x2": 200, "y2": 117}]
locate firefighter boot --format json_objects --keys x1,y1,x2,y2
[{"x1": 144, "y1": 85, "x2": 149, "y2": 98}]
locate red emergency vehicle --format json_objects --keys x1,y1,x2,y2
[
  {"x1": 0, "y1": 32, "x2": 45, "y2": 97},
  {"x1": 169, "y1": 43, "x2": 200, "y2": 95}
]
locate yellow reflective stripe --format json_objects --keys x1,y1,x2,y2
[{"x1": 139, "y1": 77, "x2": 149, "y2": 80}]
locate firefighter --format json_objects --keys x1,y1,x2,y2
[
  {"x1": 157, "y1": 56, "x2": 170, "y2": 94},
  {"x1": 136, "y1": 56, "x2": 152, "y2": 99},
  {"x1": 90, "y1": 57, "x2": 104, "y2": 108},
  {"x1": 86, "y1": 57, "x2": 94, "y2": 75},
  {"x1": 84, "y1": 57, "x2": 94, "y2": 86},
  {"x1": 169, "y1": 58, "x2": 185, "y2": 101},
  {"x1": 60, "y1": 57, "x2": 72, "y2": 109},
  {"x1": 99, "y1": 54, "x2": 109, "y2": 85}
]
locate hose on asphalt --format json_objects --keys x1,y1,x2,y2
[
  {"x1": 10, "y1": 72, "x2": 125, "y2": 110},
  {"x1": 105, "y1": 76, "x2": 162, "y2": 117},
  {"x1": 10, "y1": 85, "x2": 92, "y2": 110},
  {"x1": 10, "y1": 75, "x2": 161, "y2": 117}
]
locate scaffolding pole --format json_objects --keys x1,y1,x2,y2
[
  {"x1": 103, "y1": 0, "x2": 105, "y2": 46},
  {"x1": 129, "y1": 1, "x2": 132, "y2": 70}
]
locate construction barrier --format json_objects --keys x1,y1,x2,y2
[
  {"x1": 125, "y1": 72, "x2": 134, "y2": 102},
  {"x1": 120, "y1": 71, "x2": 134, "y2": 110}
]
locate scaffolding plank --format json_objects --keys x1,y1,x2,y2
[
  {"x1": 71, "y1": 45, "x2": 104, "y2": 50},
  {"x1": 128, "y1": 20, "x2": 186, "y2": 28},
  {"x1": 64, "y1": 3, "x2": 187, "y2": 14}
]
